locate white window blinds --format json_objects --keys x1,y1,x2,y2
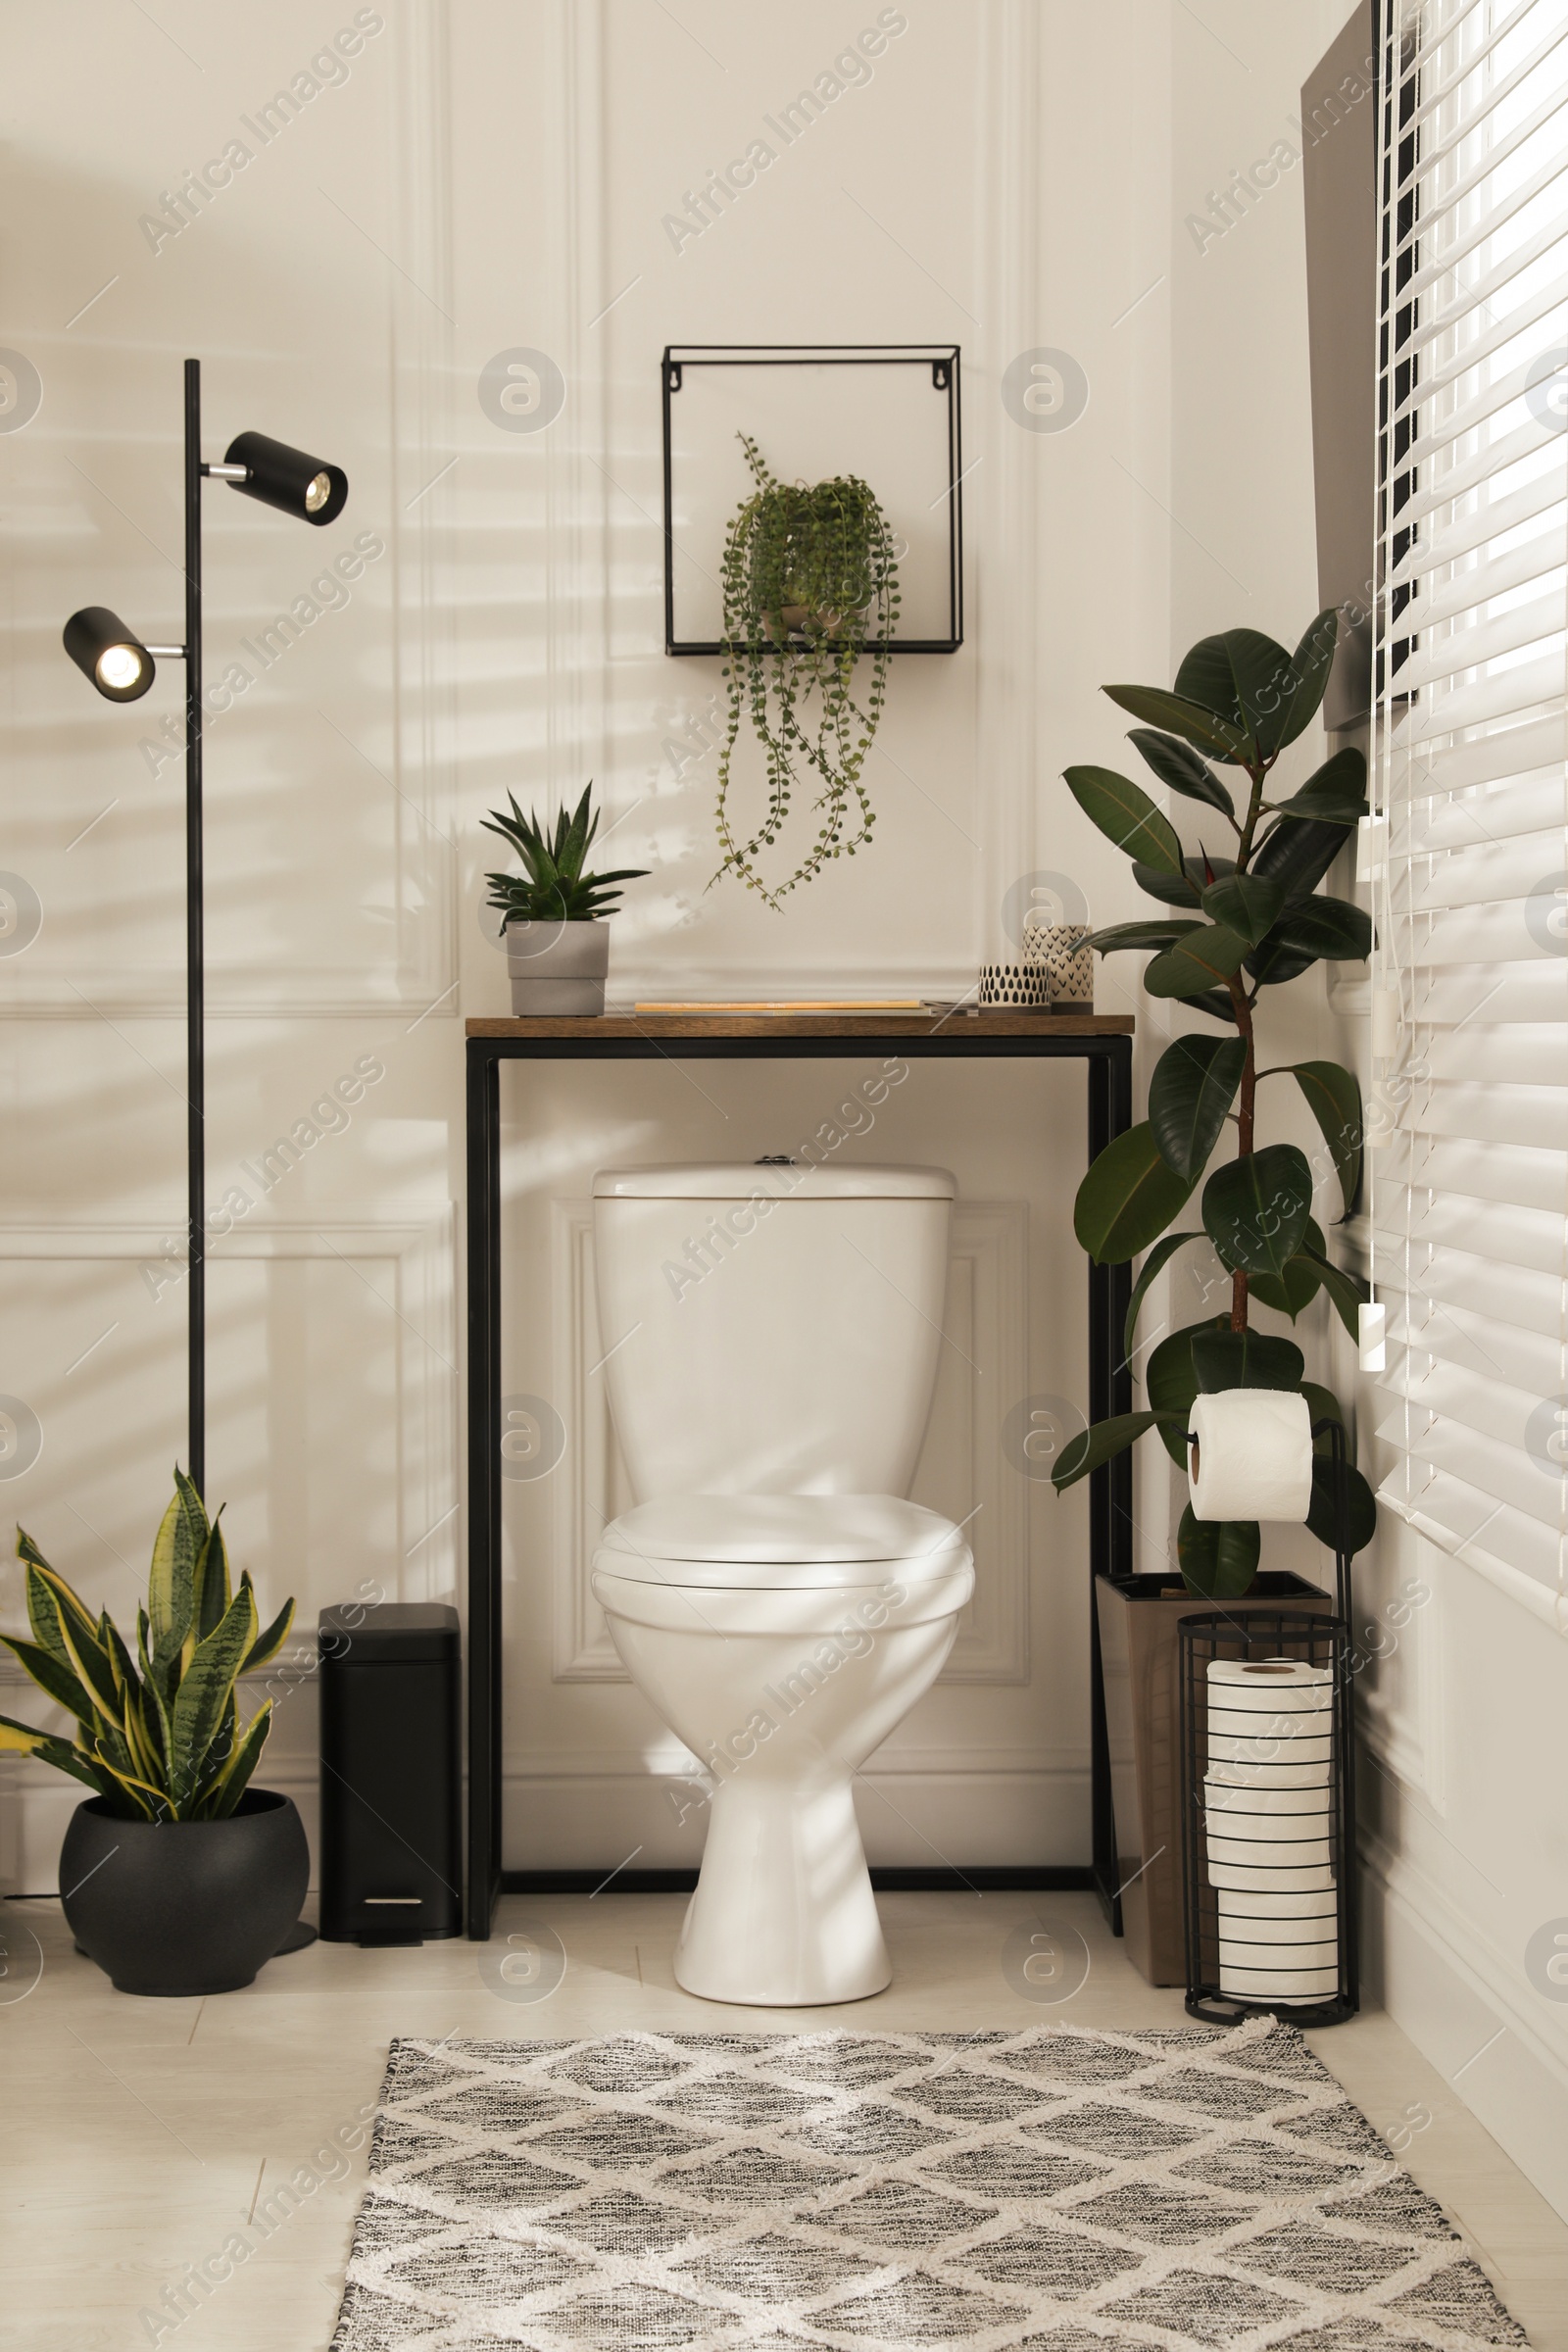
[{"x1": 1372, "y1": 0, "x2": 1568, "y2": 1627}]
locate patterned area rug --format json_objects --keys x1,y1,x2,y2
[{"x1": 330, "y1": 2020, "x2": 1528, "y2": 2350}]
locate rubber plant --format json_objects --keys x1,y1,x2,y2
[
  {"x1": 483, "y1": 780, "x2": 647, "y2": 929},
  {"x1": 714, "y1": 431, "x2": 901, "y2": 908},
  {"x1": 0, "y1": 1470, "x2": 295, "y2": 1821},
  {"x1": 1051, "y1": 612, "x2": 1378, "y2": 1599}
]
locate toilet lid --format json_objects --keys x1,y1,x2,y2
[
  {"x1": 593, "y1": 1163, "x2": 956, "y2": 1200},
  {"x1": 592, "y1": 1494, "x2": 971, "y2": 1589}
]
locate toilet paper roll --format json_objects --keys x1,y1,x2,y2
[
  {"x1": 1219, "y1": 1916, "x2": 1338, "y2": 1952},
  {"x1": 1219, "y1": 1886, "x2": 1338, "y2": 1923},
  {"x1": 1207, "y1": 1855, "x2": 1335, "y2": 1893},
  {"x1": 1207, "y1": 1830, "x2": 1334, "y2": 1870},
  {"x1": 1207, "y1": 1659, "x2": 1333, "y2": 1709},
  {"x1": 1206, "y1": 1712, "x2": 1333, "y2": 1748},
  {"x1": 1206, "y1": 1732, "x2": 1333, "y2": 1774},
  {"x1": 1206, "y1": 1756, "x2": 1332, "y2": 1790},
  {"x1": 1189, "y1": 1390, "x2": 1313, "y2": 1522},
  {"x1": 1207, "y1": 1702, "x2": 1332, "y2": 1736},
  {"x1": 1218, "y1": 1962, "x2": 1340, "y2": 2001},
  {"x1": 1204, "y1": 1778, "x2": 1332, "y2": 1818}
]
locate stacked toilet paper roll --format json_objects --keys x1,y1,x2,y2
[{"x1": 1204, "y1": 1658, "x2": 1338, "y2": 2005}]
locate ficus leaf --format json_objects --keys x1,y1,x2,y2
[
  {"x1": 1101, "y1": 683, "x2": 1253, "y2": 764},
  {"x1": 1051, "y1": 1411, "x2": 1179, "y2": 1492},
  {"x1": 1190, "y1": 1327, "x2": 1305, "y2": 1393},
  {"x1": 1085, "y1": 920, "x2": 1201, "y2": 956},
  {"x1": 1300, "y1": 1381, "x2": 1350, "y2": 1456},
  {"x1": 1177, "y1": 1506, "x2": 1262, "y2": 1599},
  {"x1": 1200, "y1": 872, "x2": 1289, "y2": 949},
  {"x1": 1298, "y1": 1241, "x2": 1371, "y2": 1338},
  {"x1": 1134, "y1": 861, "x2": 1197, "y2": 907},
  {"x1": 1266, "y1": 608, "x2": 1341, "y2": 754},
  {"x1": 1185, "y1": 990, "x2": 1242, "y2": 1026},
  {"x1": 1074, "y1": 1122, "x2": 1197, "y2": 1264},
  {"x1": 1147, "y1": 1319, "x2": 1228, "y2": 1466},
  {"x1": 1148, "y1": 1035, "x2": 1247, "y2": 1181},
  {"x1": 1261, "y1": 743, "x2": 1367, "y2": 828},
  {"x1": 1201, "y1": 1143, "x2": 1315, "y2": 1278},
  {"x1": 1063, "y1": 765, "x2": 1185, "y2": 875},
  {"x1": 1288, "y1": 1059, "x2": 1363, "y2": 1219},
  {"x1": 1126, "y1": 727, "x2": 1236, "y2": 816},
  {"x1": 1124, "y1": 1231, "x2": 1206, "y2": 1360},
  {"x1": 1248, "y1": 1213, "x2": 1327, "y2": 1319},
  {"x1": 1173, "y1": 627, "x2": 1296, "y2": 761},
  {"x1": 1250, "y1": 812, "x2": 1350, "y2": 905},
  {"x1": 1133, "y1": 855, "x2": 1237, "y2": 908},
  {"x1": 1307, "y1": 1455, "x2": 1378, "y2": 1555},
  {"x1": 1143, "y1": 925, "x2": 1250, "y2": 999},
  {"x1": 1262, "y1": 896, "x2": 1371, "y2": 963}
]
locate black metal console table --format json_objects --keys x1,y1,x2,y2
[{"x1": 465, "y1": 1010, "x2": 1135, "y2": 1939}]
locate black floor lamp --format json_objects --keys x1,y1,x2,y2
[{"x1": 64, "y1": 359, "x2": 348, "y2": 1499}]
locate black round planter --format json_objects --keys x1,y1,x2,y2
[{"x1": 60, "y1": 1788, "x2": 311, "y2": 1996}]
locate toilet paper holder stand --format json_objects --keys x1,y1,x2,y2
[{"x1": 1177, "y1": 1417, "x2": 1358, "y2": 2028}]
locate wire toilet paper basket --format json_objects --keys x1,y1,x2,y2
[{"x1": 1179, "y1": 1607, "x2": 1357, "y2": 2026}]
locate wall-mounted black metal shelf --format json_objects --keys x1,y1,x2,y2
[{"x1": 662, "y1": 343, "x2": 963, "y2": 657}]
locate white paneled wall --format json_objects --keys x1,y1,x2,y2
[{"x1": 15, "y1": 13, "x2": 1566, "y2": 2238}]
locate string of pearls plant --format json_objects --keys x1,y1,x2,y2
[{"x1": 713, "y1": 432, "x2": 900, "y2": 908}]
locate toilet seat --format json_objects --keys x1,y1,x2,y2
[{"x1": 592, "y1": 1494, "x2": 970, "y2": 1590}]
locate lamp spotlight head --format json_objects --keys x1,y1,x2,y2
[
  {"x1": 63, "y1": 607, "x2": 156, "y2": 702},
  {"x1": 222, "y1": 431, "x2": 348, "y2": 527}
]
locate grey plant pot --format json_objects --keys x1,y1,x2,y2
[
  {"x1": 60, "y1": 1788, "x2": 311, "y2": 1996},
  {"x1": 506, "y1": 918, "x2": 611, "y2": 1016}
]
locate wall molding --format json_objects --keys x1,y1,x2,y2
[
  {"x1": 1361, "y1": 1825, "x2": 1568, "y2": 2222},
  {"x1": 0, "y1": 1206, "x2": 459, "y2": 1596}
]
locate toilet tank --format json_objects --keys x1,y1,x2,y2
[{"x1": 591, "y1": 1162, "x2": 955, "y2": 1500}]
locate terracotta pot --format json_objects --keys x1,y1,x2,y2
[
  {"x1": 505, "y1": 918, "x2": 611, "y2": 1016},
  {"x1": 1096, "y1": 1572, "x2": 1335, "y2": 1985}
]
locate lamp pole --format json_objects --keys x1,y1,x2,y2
[
  {"x1": 64, "y1": 371, "x2": 346, "y2": 1502},
  {"x1": 184, "y1": 357, "x2": 207, "y2": 1499}
]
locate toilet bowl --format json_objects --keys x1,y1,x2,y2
[{"x1": 589, "y1": 1161, "x2": 972, "y2": 2007}]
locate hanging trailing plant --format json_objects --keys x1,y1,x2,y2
[
  {"x1": 1050, "y1": 612, "x2": 1380, "y2": 1600},
  {"x1": 713, "y1": 432, "x2": 900, "y2": 908}
]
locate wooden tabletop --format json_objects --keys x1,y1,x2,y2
[{"x1": 466, "y1": 1010, "x2": 1133, "y2": 1040}]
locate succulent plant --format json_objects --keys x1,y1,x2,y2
[
  {"x1": 482, "y1": 781, "x2": 647, "y2": 929},
  {"x1": 0, "y1": 1471, "x2": 294, "y2": 1822}
]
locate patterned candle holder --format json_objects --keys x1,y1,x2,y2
[
  {"x1": 1031, "y1": 921, "x2": 1094, "y2": 1011},
  {"x1": 978, "y1": 960, "x2": 1050, "y2": 1009}
]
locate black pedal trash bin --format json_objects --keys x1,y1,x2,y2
[{"x1": 318, "y1": 1601, "x2": 462, "y2": 1944}]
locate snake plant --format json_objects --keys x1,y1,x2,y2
[
  {"x1": 482, "y1": 780, "x2": 647, "y2": 929},
  {"x1": 0, "y1": 1471, "x2": 294, "y2": 1822}
]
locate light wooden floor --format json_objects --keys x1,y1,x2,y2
[{"x1": 2, "y1": 1886, "x2": 1564, "y2": 2348}]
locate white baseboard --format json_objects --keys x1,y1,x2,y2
[{"x1": 1362, "y1": 1829, "x2": 1568, "y2": 2224}]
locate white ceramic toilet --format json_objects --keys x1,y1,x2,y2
[{"x1": 589, "y1": 1159, "x2": 974, "y2": 2008}]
